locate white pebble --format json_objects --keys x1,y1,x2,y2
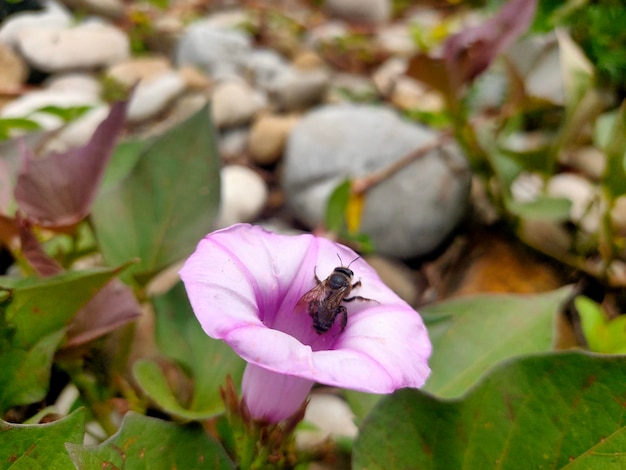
[
  {"x1": 127, "y1": 71, "x2": 187, "y2": 123},
  {"x1": 215, "y1": 165, "x2": 268, "y2": 228}
]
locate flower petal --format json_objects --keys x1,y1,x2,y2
[
  {"x1": 180, "y1": 223, "x2": 431, "y2": 397},
  {"x1": 242, "y1": 363, "x2": 314, "y2": 422}
]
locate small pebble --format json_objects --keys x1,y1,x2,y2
[
  {"x1": 248, "y1": 113, "x2": 300, "y2": 165},
  {"x1": 127, "y1": 71, "x2": 187, "y2": 123},
  {"x1": 211, "y1": 80, "x2": 267, "y2": 128},
  {"x1": 0, "y1": 43, "x2": 27, "y2": 92},
  {"x1": 264, "y1": 66, "x2": 329, "y2": 111},
  {"x1": 295, "y1": 393, "x2": 358, "y2": 450},
  {"x1": 546, "y1": 173, "x2": 602, "y2": 233},
  {"x1": 106, "y1": 56, "x2": 172, "y2": 88},
  {"x1": 215, "y1": 165, "x2": 269, "y2": 228},
  {"x1": 324, "y1": 0, "x2": 391, "y2": 24},
  {"x1": 16, "y1": 22, "x2": 130, "y2": 72}
]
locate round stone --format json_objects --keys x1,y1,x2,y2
[{"x1": 283, "y1": 104, "x2": 471, "y2": 258}]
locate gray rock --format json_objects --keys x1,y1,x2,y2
[
  {"x1": 324, "y1": 0, "x2": 391, "y2": 24},
  {"x1": 283, "y1": 105, "x2": 471, "y2": 258},
  {"x1": 175, "y1": 21, "x2": 251, "y2": 81}
]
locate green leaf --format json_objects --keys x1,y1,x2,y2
[
  {"x1": 133, "y1": 360, "x2": 222, "y2": 421},
  {"x1": 577, "y1": 295, "x2": 626, "y2": 354},
  {"x1": 92, "y1": 103, "x2": 221, "y2": 286},
  {"x1": 601, "y1": 100, "x2": 626, "y2": 199},
  {"x1": 353, "y1": 353, "x2": 626, "y2": 469},
  {"x1": 0, "y1": 330, "x2": 65, "y2": 412},
  {"x1": 497, "y1": 146, "x2": 553, "y2": 175},
  {"x1": 66, "y1": 412, "x2": 235, "y2": 469},
  {"x1": 343, "y1": 390, "x2": 384, "y2": 424},
  {"x1": 506, "y1": 196, "x2": 572, "y2": 221},
  {"x1": 0, "y1": 407, "x2": 85, "y2": 469},
  {"x1": 325, "y1": 179, "x2": 351, "y2": 233},
  {"x1": 1, "y1": 265, "x2": 128, "y2": 349},
  {"x1": 36, "y1": 105, "x2": 92, "y2": 123},
  {"x1": 98, "y1": 139, "x2": 145, "y2": 192},
  {"x1": 134, "y1": 282, "x2": 245, "y2": 420},
  {"x1": 0, "y1": 118, "x2": 41, "y2": 141},
  {"x1": 421, "y1": 286, "x2": 571, "y2": 398}
]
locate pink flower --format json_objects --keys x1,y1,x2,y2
[{"x1": 179, "y1": 224, "x2": 431, "y2": 422}]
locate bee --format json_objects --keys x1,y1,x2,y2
[{"x1": 296, "y1": 255, "x2": 377, "y2": 334}]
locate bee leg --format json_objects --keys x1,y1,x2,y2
[
  {"x1": 343, "y1": 295, "x2": 376, "y2": 303},
  {"x1": 351, "y1": 279, "x2": 362, "y2": 290},
  {"x1": 336, "y1": 305, "x2": 348, "y2": 331}
]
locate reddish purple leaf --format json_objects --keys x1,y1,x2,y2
[
  {"x1": 18, "y1": 216, "x2": 63, "y2": 276},
  {"x1": 444, "y1": 0, "x2": 537, "y2": 89},
  {"x1": 14, "y1": 100, "x2": 128, "y2": 228},
  {"x1": 407, "y1": 53, "x2": 455, "y2": 106},
  {"x1": 64, "y1": 278, "x2": 141, "y2": 348}
]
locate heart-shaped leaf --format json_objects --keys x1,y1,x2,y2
[
  {"x1": 14, "y1": 100, "x2": 127, "y2": 228},
  {"x1": 421, "y1": 286, "x2": 571, "y2": 398},
  {"x1": 66, "y1": 412, "x2": 235, "y2": 469},
  {"x1": 353, "y1": 352, "x2": 626, "y2": 469},
  {"x1": 1, "y1": 264, "x2": 131, "y2": 350},
  {"x1": 92, "y1": 104, "x2": 221, "y2": 286},
  {"x1": 0, "y1": 407, "x2": 85, "y2": 468},
  {"x1": 0, "y1": 329, "x2": 65, "y2": 412}
]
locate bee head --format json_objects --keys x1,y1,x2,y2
[{"x1": 329, "y1": 266, "x2": 353, "y2": 289}]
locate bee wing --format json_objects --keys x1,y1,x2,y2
[
  {"x1": 295, "y1": 283, "x2": 326, "y2": 313},
  {"x1": 323, "y1": 287, "x2": 350, "y2": 310}
]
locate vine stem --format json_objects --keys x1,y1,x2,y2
[{"x1": 351, "y1": 129, "x2": 455, "y2": 195}]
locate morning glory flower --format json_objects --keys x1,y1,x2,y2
[{"x1": 179, "y1": 223, "x2": 431, "y2": 422}]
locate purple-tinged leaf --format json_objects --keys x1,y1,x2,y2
[
  {"x1": 64, "y1": 279, "x2": 141, "y2": 348},
  {"x1": 19, "y1": 216, "x2": 63, "y2": 276},
  {"x1": 14, "y1": 100, "x2": 128, "y2": 228},
  {"x1": 444, "y1": 0, "x2": 537, "y2": 89},
  {"x1": 17, "y1": 218, "x2": 140, "y2": 348},
  {"x1": 406, "y1": 53, "x2": 455, "y2": 107}
]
